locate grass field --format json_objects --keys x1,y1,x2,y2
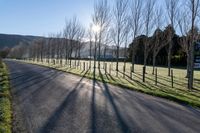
[
  {"x1": 22, "y1": 59, "x2": 200, "y2": 108},
  {"x1": 0, "y1": 62, "x2": 12, "y2": 133}
]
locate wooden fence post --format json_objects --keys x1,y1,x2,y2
[
  {"x1": 109, "y1": 64, "x2": 111, "y2": 75},
  {"x1": 105, "y1": 63, "x2": 107, "y2": 74},
  {"x1": 60, "y1": 60, "x2": 62, "y2": 67},
  {"x1": 53, "y1": 60, "x2": 55, "y2": 65},
  {"x1": 84, "y1": 62, "x2": 85, "y2": 71},
  {"x1": 143, "y1": 66, "x2": 145, "y2": 82},
  {"x1": 123, "y1": 65, "x2": 125, "y2": 78},
  {"x1": 187, "y1": 70, "x2": 192, "y2": 90},
  {"x1": 171, "y1": 69, "x2": 173, "y2": 88},
  {"x1": 130, "y1": 66, "x2": 132, "y2": 79},
  {"x1": 155, "y1": 68, "x2": 157, "y2": 85}
]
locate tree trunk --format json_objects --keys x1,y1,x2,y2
[
  {"x1": 152, "y1": 54, "x2": 156, "y2": 75},
  {"x1": 116, "y1": 46, "x2": 119, "y2": 71},
  {"x1": 75, "y1": 49, "x2": 78, "y2": 68},
  {"x1": 98, "y1": 32, "x2": 102, "y2": 69},
  {"x1": 188, "y1": 0, "x2": 196, "y2": 90},
  {"x1": 186, "y1": 53, "x2": 189, "y2": 78},
  {"x1": 144, "y1": 47, "x2": 147, "y2": 70},
  {"x1": 131, "y1": 38, "x2": 137, "y2": 73},
  {"x1": 131, "y1": 53, "x2": 135, "y2": 73},
  {"x1": 89, "y1": 42, "x2": 92, "y2": 69},
  {"x1": 168, "y1": 41, "x2": 172, "y2": 76},
  {"x1": 94, "y1": 35, "x2": 97, "y2": 76},
  {"x1": 70, "y1": 46, "x2": 72, "y2": 68},
  {"x1": 78, "y1": 45, "x2": 81, "y2": 68},
  {"x1": 188, "y1": 41, "x2": 194, "y2": 90}
]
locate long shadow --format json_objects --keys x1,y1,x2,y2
[
  {"x1": 10, "y1": 68, "x2": 54, "y2": 81},
  {"x1": 143, "y1": 72, "x2": 191, "y2": 87},
  {"x1": 16, "y1": 71, "x2": 63, "y2": 101},
  {"x1": 98, "y1": 70, "x2": 130, "y2": 132},
  {"x1": 12, "y1": 69, "x2": 60, "y2": 90},
  {"x1": 109, "y1": 72, "x2": 154, "y2": 91},
  {"x1": 105, "y1": 73, "x2": 117, "y2": 82},
  {"x1": 120, "y1": 74, "x2": 200, "y2": 99},
  {"x1": 90, "y1": 67, "x2": 97, "y2": 133},
  {"x1": 135, "y1": 96, "x2": 200, "y2": 132},
  {"x1": 97, "y1": 72, "x2": 199, "y2": 132},
  {"x1": 132, "y1": 71, "x2": 193, "y2": 90},
  {"x1": 191, "y1": 88, "x2": 200, "y2": 93},
  {"x1": 194, "y1": 78, "x2": 200, "y2": 82},
  {"x1": 104, "y1": 72, "x2": 110, "y2": 81},
  {"x1": 10, "y1": 68, "x2": 52, "y2": 80},
  {"x1": 6, "y1": 62, "x2": 64, "y2": 97},
  {"x1": 40, "y1": 70, "x2": 89, "y2": 132},
  {"x1": 158, "y1": 75, "x2": 189, "y2": 87},
  {"x1": 115, "y1": 81, "x2": 200, "y2": 132},
  {"x1": 133, "y1": 72, "x2": 173, "y2": 87}
]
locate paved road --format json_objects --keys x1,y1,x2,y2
[{"x1": 5, "y1": 60, "x2": 200, "y2": 133}]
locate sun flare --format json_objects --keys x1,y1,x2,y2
[{"x1": 92, "y1": 24, "x2": 100, "y2": 32}]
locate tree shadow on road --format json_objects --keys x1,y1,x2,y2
[
  {"x1": 11, "y1": 69, "x2": 62, "y2": 97},
  {"x1": 90, "y1": 67, "x2": 97, "y2": 132},
  {"x1": 96, "y1": 69, "x2": 131, "y2": 132},
  {"x1": 40, "y1": 70, "x2": 89, "y2": 132}
]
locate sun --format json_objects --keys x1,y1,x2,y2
[{"x1": 92, "y1": 24, "x2": 100, "y2": 33}]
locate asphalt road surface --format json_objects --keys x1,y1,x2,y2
[{"x1": 5, "y1": 60, "x2": 200, "y2": 133}]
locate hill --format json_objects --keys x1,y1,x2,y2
[{"x1": 0, "y1": 33, "x2": 41, "y2": 49}]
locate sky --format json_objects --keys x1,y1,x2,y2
[
  {"x1": 0, "y1": 0, "x2": 167, "y2": 37},
  {"x1": 0, "y1": 0, "x2": 94, "y2": 36}
]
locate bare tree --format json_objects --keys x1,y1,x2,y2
[
  {"x1": 33, "y1": 40, "x2": 40, "y2": 62},
  {"x1": 76, "y1": 26, "x2": 85, "y2": 67},
  {"x1": 152, "y1": 8, "x2": 166, "y2": 75},
  {"x1": 177, "y1": 9, "x2": 191, "y2": 78},
  {"x1": 63, "y1": 20, "x2": 70, "y2": 65},
  {"x1": 74, "y1": 41, "x2": 79, "y2": 67},
  {"x1": 93, "y1": 25, "x2": 98, "y2": 74},
  {"x1": 57, "y1": 32, "x2": 65, "y2": 65},
  {"x1": 64, "y1": 17, "x2": 82, "y2": 68},
  {"x1": 165, "y1": 0, "x2": 180, "y2": 76},
  {"x1": 45, "y1": 33, "x2": 56, "y2": 64},
  {"x1": 31, "y1": 41, "x2": 37, "y2": 62},
  {"x1": 103, "y1": 29, "x2": 112, "y2": 69},
  {"x1": 50, "y1": 34, "x2": 57, "y2": 64},
  {"x1": 143, "y1": 0, "x2": 156, "y2": 76},
  {"x1": 88, "y1": 24, "x2": 93, "y2": 69},
  {"x1": 123, "y1": 20, "x2": 131, "y2": 72},
  {"x1": 92, "y1": 0, "x2": 111, "y2": 69},
  {"x1": 54, "y1": 33, "x2": 61, "y2": 64},
  {"x1": 187, "y1": 0, "x2": 200, "y2": 90},
  {"x1": 111, "y1": 0, "x2": 129, "y2": 76},
  {"x1": 8, "y1": 42, "x2": 28, "y2": 59},
  {"x1": 46, "y1": 34, "x2": 54, "y2": 64},
  {"x1": 130, "y1": 0, "x2": 143, "y2": 72},
  {"x1": 36, "y1": 38, "x2": 45, "y2": 63}
]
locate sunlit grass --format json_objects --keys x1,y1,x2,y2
[{"x1": 0, "y1": 62, "x2": 12, "y2": 133}]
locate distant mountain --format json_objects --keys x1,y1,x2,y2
[{"x1": 0, "y1": 33, "x2": 42, "y2": 49}]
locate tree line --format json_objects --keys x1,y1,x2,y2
[{"x1": 5, "y1": 0, "x2": 200, "y2": 89}]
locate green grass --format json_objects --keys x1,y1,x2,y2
[
  {"x1": 0, "y1": 62, "x2": 12, "y2": 133},
  {"x1": 22, "y1": 59, "x2": 200, "y2": 108}
]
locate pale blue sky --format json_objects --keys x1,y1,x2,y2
[
  {"x1": 0, "y1": 0, "x2": 94, "y2": 36},
  {"x1": 0, "y1": 0, "x2": 168, "y2": 36}
]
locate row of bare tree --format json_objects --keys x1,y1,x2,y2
[{"x1": 8, "y1": 0, "x2": 200, "y2": 89}]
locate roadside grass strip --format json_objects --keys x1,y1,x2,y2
[{"x1": 0, "y1": 62, "x2": 12, "y2": 133}]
